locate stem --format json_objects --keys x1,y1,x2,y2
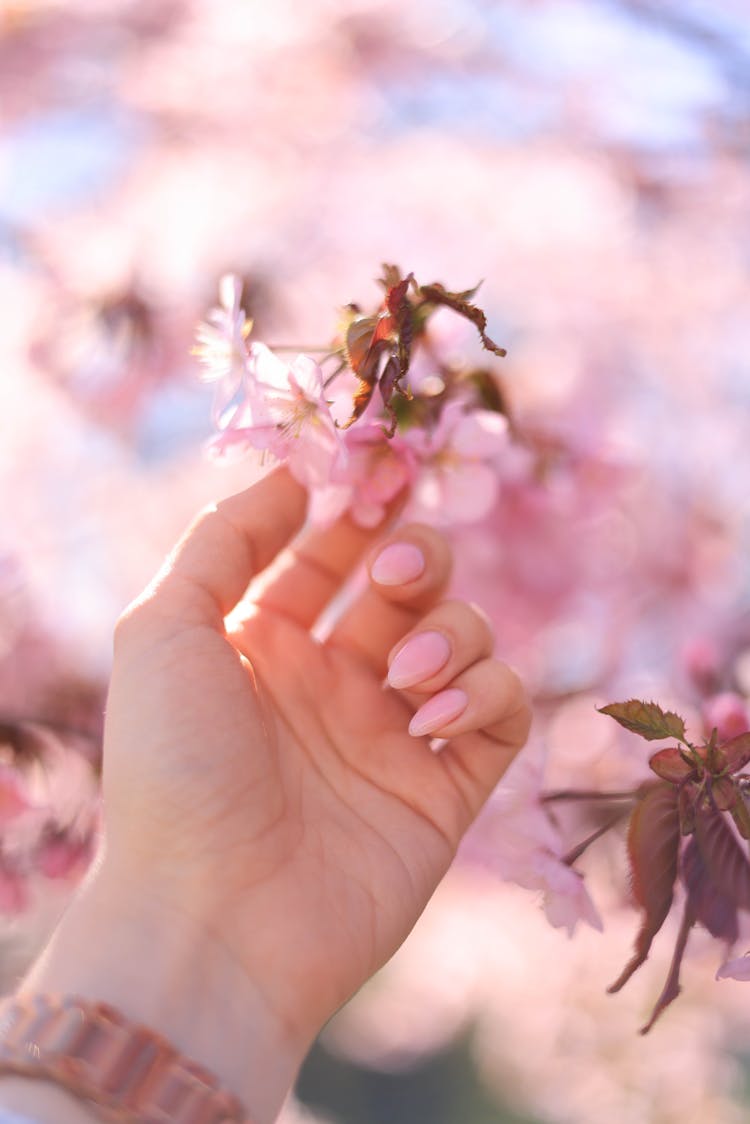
[
  {"x1": 561, "y1": 809, "x2": 628, "y2": 866},
  {"x1": 264, "y1": 345, "x2": 331, "y2": 353},
  {"x1": 542, "y1": 788, "x2": 638, "y2": 804},
  {"x1": 323, "y1": 360, "x2": 348, "y2": 389},
  {"x1": 639, "y1": 903, "x2": 695, "y2": 1035}
]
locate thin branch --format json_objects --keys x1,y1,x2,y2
[
  {"x1": 562, "y1": 809, "x2": 629, "y2": 866},
  {"x1": 542, "y1": 788, "x2": 638, "y2": 804}
]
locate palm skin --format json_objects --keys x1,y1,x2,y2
[{"x1": 102, "y1": 468, "x2": 529, "y2": 1052}]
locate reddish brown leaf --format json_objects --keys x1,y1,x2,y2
[
  {"x1": 343, "y1": 352, "x2": 386, "y2": 428},
  {"x1": 678, "y1": 783, "x2": 697, "y2": 835},
  {"x1": 639, "y1": 902, "x2": 694, "y2": 1035},
  {"x1": 731, "y1": 796, "x2": 750, "y2": 840},
  {"x1": 379, "y1": 356, "x2": 402, "y2": 436},
  {"x1": 711, "y1": 776, "x2": 737, "y2": 812},
  {"x1": 466, "y1": 368, "x2": 508, "y2": 414},
  {"x1": 694, "y1": 806, "x2": 750, "y2": 911},
  {"x1": 681, "y1": 836, "x2": 739, "y2": 942},
  {"x1": 418, "y1": 282, "x2": 507, "y2": 357},
  {"x1": 608, "y1": 784, "x2": 680, "y2": 993},
  {"x1": 384, "y1": 272, "x2": 412, "y2": 317},
  {"x1": 382, "y1": 272, "x2": 414, "y2": 392},
  {"x1": 379, "y1": 262, "x2": 407, "y2": 294},
  {"x1": 649, "y1": 747, "x2": 694, "y2": 784},
  {"x1": 341, "y1": 271, "x2": 416, "y2": 430},
  {"x1": 716, "y1": 732, "x2": 750, "y2": 775},
  {"x1": 599, "y1": 700, "x2": 687, "y2": 743},
  {"x1": 343, "y1": 312, "x2": 378, "y2": 374}
]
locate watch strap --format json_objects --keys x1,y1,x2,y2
[{"x1": 0, "y1": 995, "x2": 250, "y2": 1123}]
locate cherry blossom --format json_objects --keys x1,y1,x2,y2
[
  {"x1": 5, "y1": 0, "x2": 750, "y2": 1109},
  {"x1": 717, "y1": 955, "x2": 750, "y2": 982},
  {"x1": 482, "y1": 744, "x2": 603, "y2": 936},
  {"x1": 533, "y1": 852, "x2": 604, "y2": 936},
  {"x1": 0, "y1": 859, "x2": 27, "y2": 916},
  {"x1": 0, "y1": 766, "x2": 33, "y2": 827},
  {"x1": 210, "y1": 345, "x2": 344, "y2": 489},
  {"x1": 702, "y1": 692, "x2": 750, "y2": 743},
  {"x1": 193, "y1": 274, "x2": 252, "y2": 423},
  {"x1": 312, "y1": 424, "x2": 416, "y2": 527},
  {"x1": 36, "y1": 830, "x2": 96, "y2": 881},
  {"x1": 406, "y1": 400, "x2": 510, "y2": 524}
]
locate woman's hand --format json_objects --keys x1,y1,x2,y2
[{"x1": 10, "y1": 468, "x2": 529, "y2": 1124}]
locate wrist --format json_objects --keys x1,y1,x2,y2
[{"x1": 3, "y1": 860, "x2": 310, "y2": 1124}]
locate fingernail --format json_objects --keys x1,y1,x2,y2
[
  {"x1": 388, "y1": 631, "x2": 452, "y2": 689},
  {"x1": 408, "y1": 688, "x2": 469, "y2": 737},
  {"x1": 371, "y1": 542, "x2": 425, "y2": 586}
]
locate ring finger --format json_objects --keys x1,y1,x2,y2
[{"x1": 385, "y1": 600, "x2": 495, "y2": 694}]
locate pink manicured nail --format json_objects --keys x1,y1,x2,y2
[
  {"x1": 388, "y1": 631, "x2": 452, "y2": 689},
  {"x1": 408, "y1": 688, "x2": 469, "y2": 737},
  {"x1": 371, "y1": 542, "x2": 425, "y2": 586}
]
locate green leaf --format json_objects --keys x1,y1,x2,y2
[
  {"x1": 598, "y1": 699, "x2": 688, "y2": 743},
  {"x1": 608, "y1": 784, "x2": 680, "y2": 994}
]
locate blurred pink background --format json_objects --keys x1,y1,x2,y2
[{"x1": 2, "y1": 1, "x2": 750, "y2": 1120}]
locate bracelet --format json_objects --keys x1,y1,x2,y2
[{"x1": 0, "y1": 994, "x2": 251, "y2": 1123}]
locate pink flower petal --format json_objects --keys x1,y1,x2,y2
[
  {"x1": 415, "y1": 462, "x2": 498, "y2": 523},
  {"x1": 0, "y1": 862, "x2": 28, "y2": 915},
  {"x1": 249, "y1": 341, "x2": 293, "y2": 392},
  {"x1": 218, "y1": 273, "x2": 242, "y2": 315},
  {"x1": 703, "y1": 693, "x2": 750, "y2": 742},
  {"x1": 536, "y1": 855, "x2": 604, "y2": 936},
  {"x1": 717, "y1": 954, "x2": 750, "y2": 981},
  {"x1": 36, "y1": 832, "x2": 95, "y2": 880},
  {"x1": 451, "y1": 409, "x2": 509, "y2": 459},
  {"x1": 289, "y1": 354, "x2": 325, "y2": 400},
  {"x1": 0, "y1": 766, "x2": 32, "y2": 826}
]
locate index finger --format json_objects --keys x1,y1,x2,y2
[{"x1": 134, "y1": 467, "x2": 308, "y2": 629}]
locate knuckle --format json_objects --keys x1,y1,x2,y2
[
  {"x1": 503, "y1": 669, "x2": 533, "y2": 741},
  {"x1": 399, "y1": 522, "x2": 452, "y2": 564},
  {"x1": 440, "y1": 599, "x2": 495, "y2": 649},
  {"x1": 503, "y1": 664, "x2": 527, "y2": 706},
  {"x1": 112, "y1": 594, "x2": 159, "y2": 652},
  {"x1": 467, "y1": 601, "x2": 496, "y2": 647}
]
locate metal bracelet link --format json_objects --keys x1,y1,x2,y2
[{"x1": 0, "y1": 995, "x2": 249, "y2": 1124}]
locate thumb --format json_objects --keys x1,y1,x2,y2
[{"x1": 126, "y1": 467, "x2": 308, "y2": 631}]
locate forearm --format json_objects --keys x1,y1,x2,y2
[{"x1": 0, "y1": 862, "x2": 309, "y2": 1124}]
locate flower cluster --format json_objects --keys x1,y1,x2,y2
[
  {"x1": 0, "y1": 720, "x2": 99, "y2": 914},
  {"x1": 195, "y1": 266, "x2": 514, "y2": 525}
]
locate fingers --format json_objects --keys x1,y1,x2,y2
[
  {"x1": 415, "y1": 657, "x2": 531, "y2": 826},
  {"x1": 438, "y1": 682, "x2": 532, "y2": 825},
  {"x1": 325, "y1": 524, "x2": 452, "y2": 671},
  {"x1": 385, "y1": 600, "x2": 494, "y2": 693},
  {"x1": 405, "y1": 658, "x2": 526, "y2": 741},
  {"x1": 385, "y1": 600, "x2": 531, "y2": 825},
  {"x1": 251, "y1": 511, "x2": 395, "y2": 630},
  {"x1": 126, "y1": 468, "x2": 308, "y2": 630}
]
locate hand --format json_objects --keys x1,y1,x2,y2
[{"x1": 8, "y1": 468, "x2": 529, "y2": 1123}]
